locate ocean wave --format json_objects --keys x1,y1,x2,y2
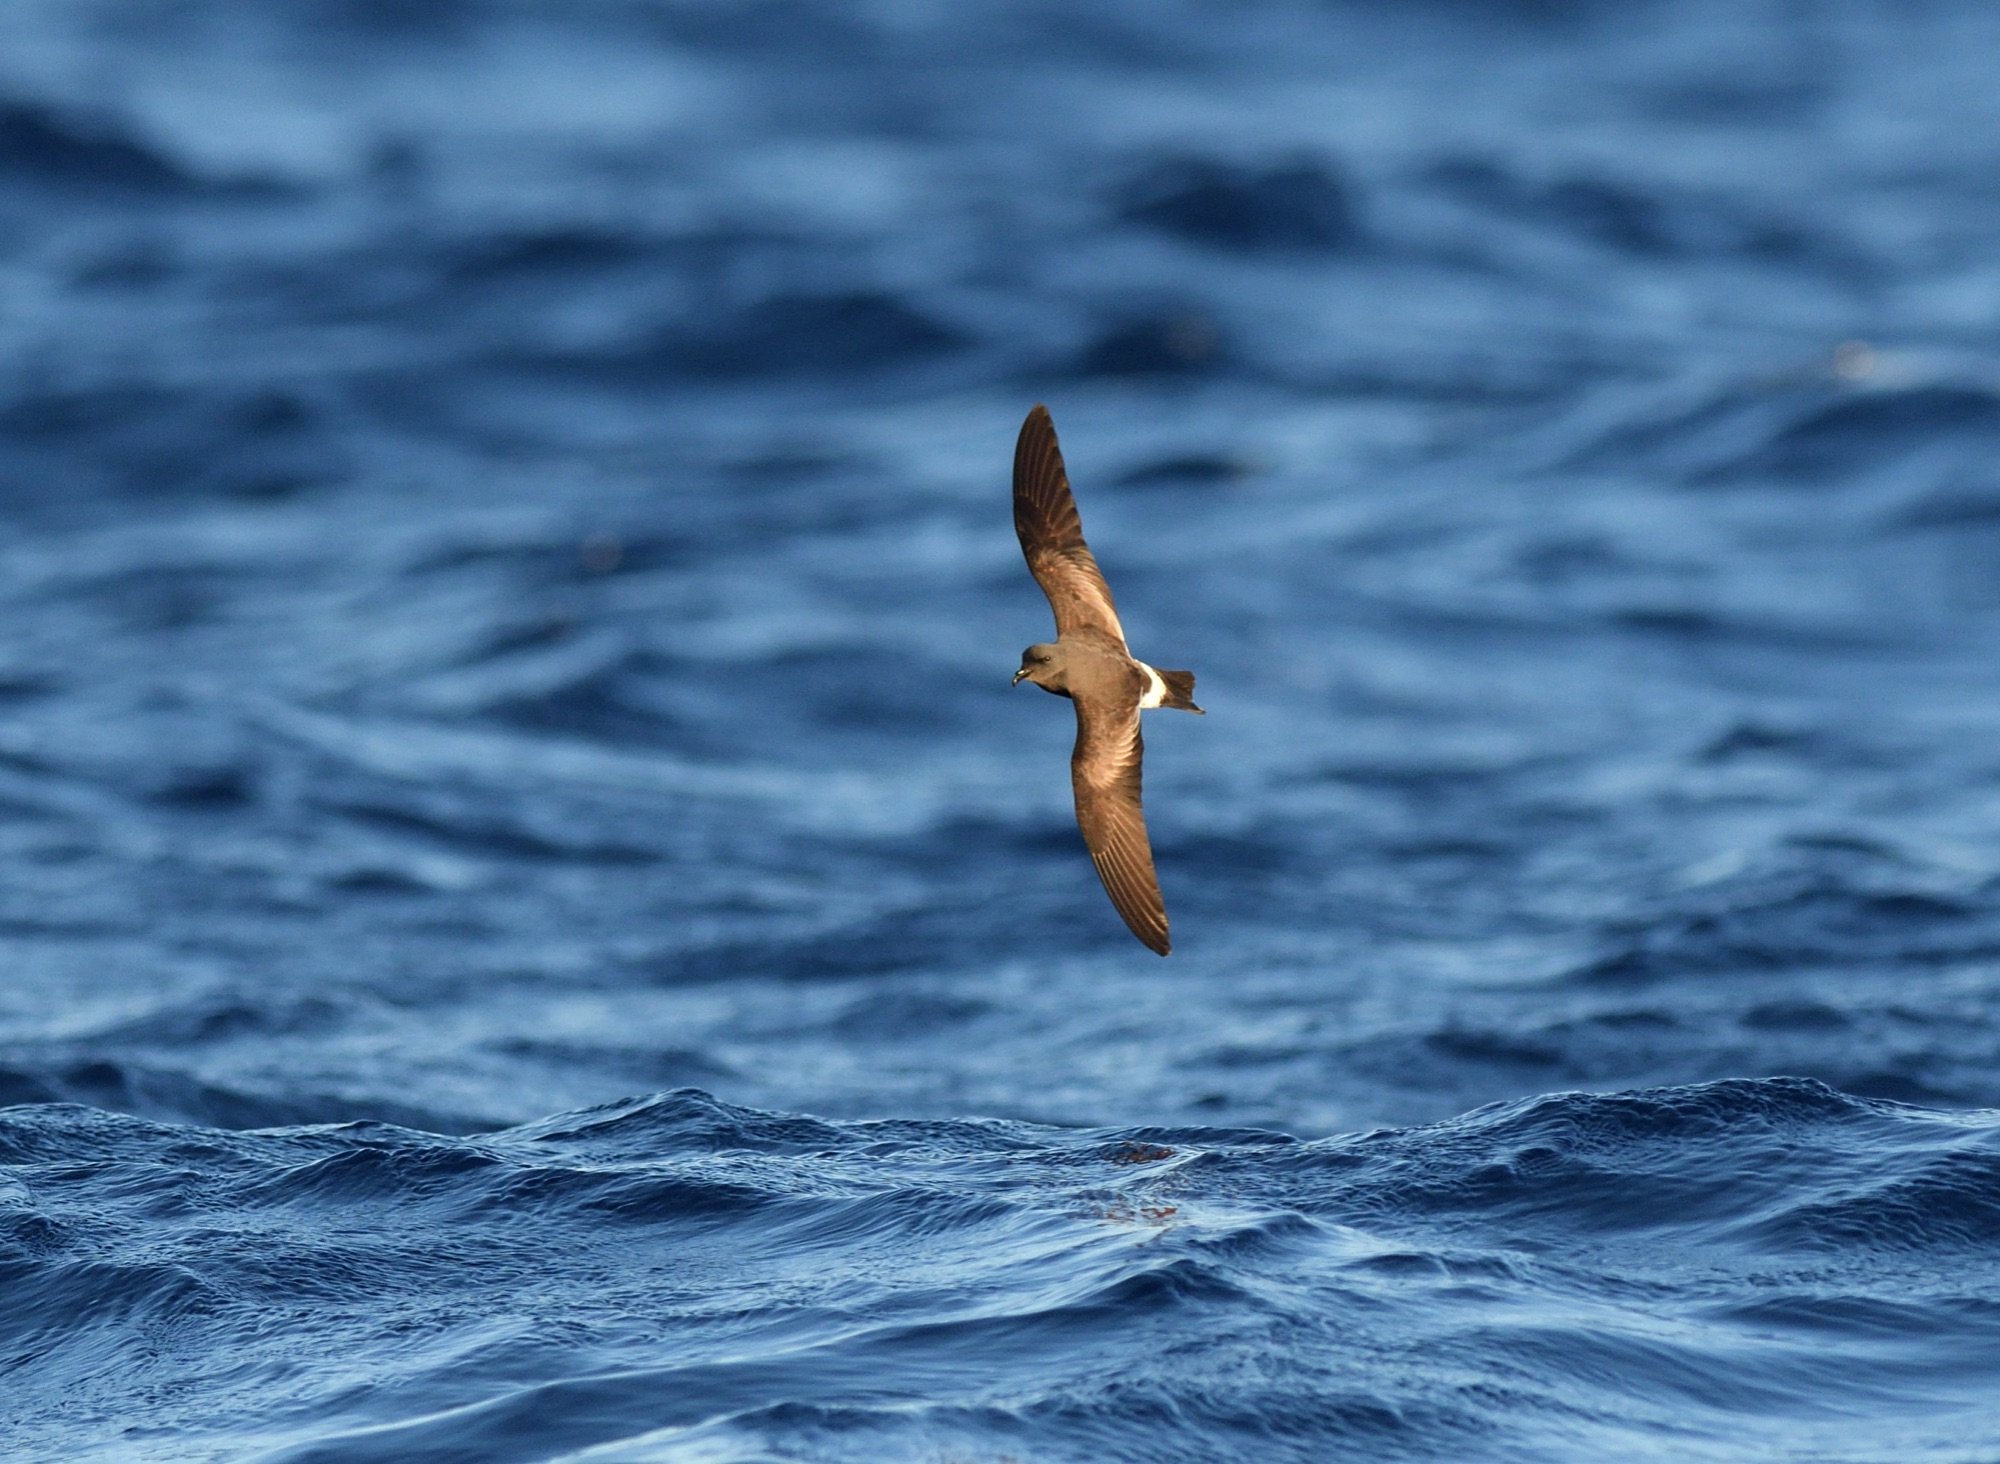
[
  {"x1": 1111, "y1": 153, "x2": 1362, "y2": 253},
  {"x1": 1564, "y1": 376, "x2": 2000, "y2": 490},
  {"x1": 4, "y1": 1080, "x2": 1998, "y2": 1460},
  {"x1": 0, "y1": 97, "x2": 202, "y2": 195}
]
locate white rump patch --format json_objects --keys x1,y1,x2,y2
[{"x1": 1138, "y1": 662, "x2": 1168, "y2": 710}]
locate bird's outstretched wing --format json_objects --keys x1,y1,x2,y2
[
  {"x1": 1014, "y1": 405, "x2": 1127, "y2": 646},
  {"x1": 1070, "y1": 690, "x2": 1170, "y2": 955}
]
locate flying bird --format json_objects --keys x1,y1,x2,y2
[{"x1": 1011, "y1": 404, "x2": 1203, "y2": 955}]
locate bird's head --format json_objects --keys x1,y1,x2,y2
[{"x1": 1013, "y1": 643, "x2": 1061, "y2": 689}]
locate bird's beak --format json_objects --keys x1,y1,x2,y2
[{"x1": 1011, "y1": 667, "x2": 1030, "y2": 686}]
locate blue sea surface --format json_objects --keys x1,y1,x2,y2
[{"x1": 5, "y1": 1, "x2": 2000, "y2": 1459}]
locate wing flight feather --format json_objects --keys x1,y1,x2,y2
[
  {"x1": 1070, "y1": 693, "x2": 1170, "y2": 955},
  {"x1": 1013, "y1": 405, "x2": 1128, "y2": 645}
]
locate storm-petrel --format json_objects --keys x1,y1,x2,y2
[{"x1": 1011, "y1": 404, "x2": 1203, "y2": 956}]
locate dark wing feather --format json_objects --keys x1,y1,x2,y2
[
  {"x1": 1014, "y1": 405, "x2": 1128, "y2": 645},
  {"x1": 1070, "y1": 692, "x2": 1171, "y2": 955}
]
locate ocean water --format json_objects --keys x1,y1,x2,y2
[{"x1": 5, "y1": 1, "x2": 2000, "y2": 1459}]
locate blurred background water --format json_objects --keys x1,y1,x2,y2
[{"x1": 6, "y1": 2, "x2": 2000, "y2": 1459}]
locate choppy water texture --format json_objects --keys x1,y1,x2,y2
[{"x1": 5, "y1": 1, "x2": 2000, "y2": 1459}]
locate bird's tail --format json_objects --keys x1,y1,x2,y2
[{"x1": 1155, "y1": 669, "x2": 1204, "y2": 714}]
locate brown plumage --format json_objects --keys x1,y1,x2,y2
[{"x1": 1010, "y1": 405, "x2": 1203, "y2": 956}]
